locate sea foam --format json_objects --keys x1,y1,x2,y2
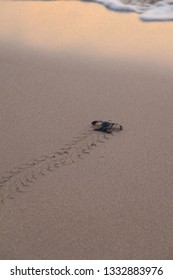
[
  {"x1": 3, "y1": 0, "x2": 173, "y2": 21},
  {"x1": 94, "y1": 0, "x2": 173, "y2": 21}
]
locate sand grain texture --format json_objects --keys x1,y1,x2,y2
[{"x1": 0, "y1": 1, "x2": 173, "y2": 260}]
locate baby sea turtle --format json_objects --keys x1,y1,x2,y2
[{"x1": 92, "y1": 120, "x2": 123, "y2": 133}]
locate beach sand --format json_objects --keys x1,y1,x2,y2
[{"x1": 0, "y1": 1, "x2": 173, "y2": 260}]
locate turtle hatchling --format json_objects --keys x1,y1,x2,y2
[{"x1": 92, "y1": 120, "x2": 123, "y2": 133}]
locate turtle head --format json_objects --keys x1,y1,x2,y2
[{"x1": 113, "y1": 123, "x2": 123, "y2": 131}]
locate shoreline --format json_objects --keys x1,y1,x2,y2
[
  {"x1": 0, "y1": 0, "x2": 173, "y2": 260},
  {"x1": 1, "y1": 2, "x2": 173, "y2": 65}
]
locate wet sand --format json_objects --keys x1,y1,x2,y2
[{"x1": 0, "y1": 1, "x2": 173, "y2": 259}]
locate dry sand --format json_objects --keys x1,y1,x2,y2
[{"x1": 0, "y1": 1, "x2": 173, "y2": 260}]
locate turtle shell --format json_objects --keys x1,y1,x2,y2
[
  {"x1": 99, "y1": 121, "x2": 114, "y2": 131},
  {"x1": 92, "y1": 120, "x2": 122, "y2": 133}
]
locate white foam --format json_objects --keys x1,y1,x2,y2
[
  {"x1": 5, "y1": 0, "x2": 173, "y2": 22},
  {"x1": 140, "y1": 2, "x2": 173, "y2": 21},
  {"x1": 96, "y1": 0, "x2": 137, "y2": 12},
  {"x1": 94, "y1": 0, "x2": 173, "y2": 21}
]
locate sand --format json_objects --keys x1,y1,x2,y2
[{"x1": 0, "y1": 1, "x2": 173, "y2": 260}]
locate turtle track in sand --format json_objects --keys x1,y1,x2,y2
[{"x1": 0, "y1": 129, "x2": 115, "y2": 205}]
